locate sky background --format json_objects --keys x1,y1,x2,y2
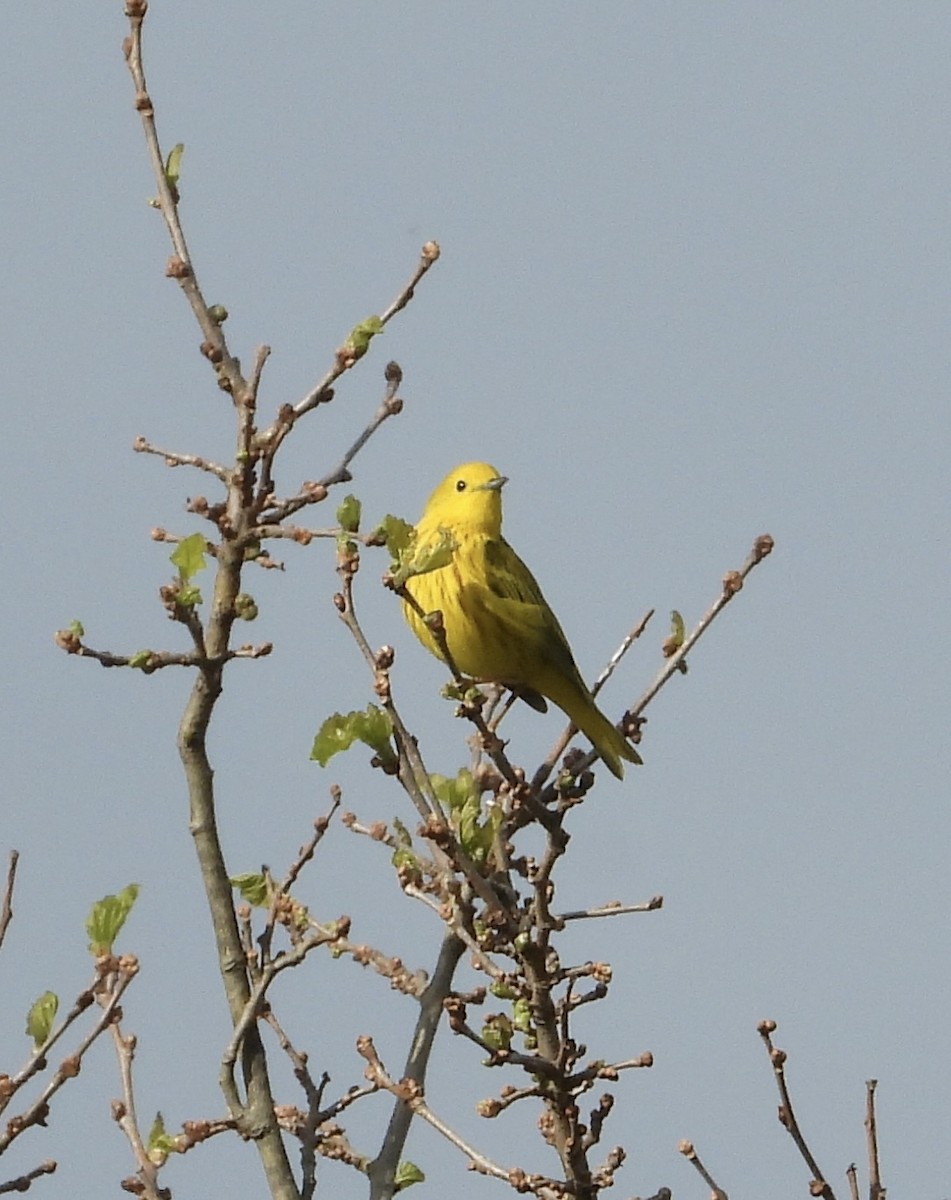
[{"x1": 3, "y1": 3, "x2": 949, "y2": 1198}]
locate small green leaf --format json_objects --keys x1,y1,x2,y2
[
  {"x1": 69, "y1": 619, "x2": 85, "y2": 637},
  {"x1": 391, "y1": 818, "x2": 412, "y2": 848},
  {"x1": 390, "y1": 528, "x2": 456, "y2": 589},
  {"x1": 176, "y1": 585, "x2": 203, "y2": 609},
  {"x1": 311, "y1": 705, "x2": 395, "y2": 767},
  {"x1": 481, "y1": 1013, "x2": 513, "y2": 1051},
  {"x1": 128, "y1": 650, "x2": 154, "y2": 670},
  {"x1": 431, "y1": 770, "x2": 500, "y2": 865},
  {"x1": 343, "y1": 315, "x2": 384, "y2": 361},
  {"x1": 234, "y1": 593, "x2": 258, "y2": 621},
  {"x1": 512, "y1": 997, "x2": 533, "y2": 1034},
  {"x1": 394, "y1": 1161, "x2": 426, "y2": 1192},
  {"x1": 170, "y1": 533, "x2": 208, "y2": 584},
  {"x1": 663, "y1": 610, "x2": 688, "y2": 674},
  {"x1": 147, "y1": 1112, "x2": 179, "y2": 1165},
  {"x1": 336, "y1": 494, "x2": 362, "y2": 533},
  {"x1": 164, "y1": 143, "x2": 184, "y2": 189},
  {"x1": 375, "y1": 514, "x2": 415, "y2": 559},
  {"x1": 26, "y1": 991, "x2": 58, "y2": 1049},
  {"x1": 86, "y1": 884, "x2": 140, "y2": 956},
  {"x1": 391, "y1": 847, "x2": 422, "y2": 886},
  {"x1": 230, "y1": 872, "x2": 270, "y2": 907}
]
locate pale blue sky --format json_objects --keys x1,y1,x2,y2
[{"x1": 3, "y1": 4, "x2": 949, "y2": 1198}]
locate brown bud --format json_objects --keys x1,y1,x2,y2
[
  {"x1": 165, "y1": 256, "x2": 191, "y2": 279},
  {"x1": 302, "y1": 481, "x2": 329, "y2": 503},
  {"x1": 421, "y1": 240, "x2": 441, "y2": 262},
  {"x1": 754, "y1": 533, "x2": 775, "y2": 560},
  {"x1": 333, "y1": 593, "x2": 346, "y2": 613},
  {"x1": 722, "y1": 570, "x2": 743, "y2": 596}
]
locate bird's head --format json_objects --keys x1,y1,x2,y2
[{"x1": 421, "y1": 461, "x2": 508, "y2": 536}]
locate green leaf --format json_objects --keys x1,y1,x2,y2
[
  {"x1": 375, "y1": 514, "x2": 415, "y2": 559},
  {"x1": 234, "y1": 593, "x2": 258, "y2": 621},
  {"x1": 389, "y1": 528, "x2": 456, "y2": 589},
  {"x1": 86, "y1": 884, "x2": 140, "y2": 956},
  {"x1": 128, "y1": 650, "x2": 154, "y2": 670},
  {"x1": 336, "y1": 494, "x2": 362, "y2": 533},
  {"x1": 431, "y1": 770, "x2": 500, "y2": 865},
  {"x1": 230, "y1": 872, "x2": 270, "y2": 907},
  {"x1": 394, "y1": 1161, "x2": 426, "y2": 1192},
  {"x1": 391, "y1": 847, "x2": 423, "y2": 886},
  {"x1": 164, "y1": 143, "x2": 184, "y2": 189},
  {"x1": 170, "y1": 533, "x2": 208, "y2": 584},
  {"x1": 343, "y1": 315, "x2": 384, "y2": 361},
  {"x1": 664, "y1": 610, "x2": 688, "y2": 674},
  {"x1": 391, "y1": 818, "x2": 413, "y2": 848},
  {"x1": 147, "y1": 1111, "x2": 179, "y2": 1165},
  {"x1": 69, "y1": 619, "x2": 85, "y2": 637},
  {"x1": 512, "y1": 997, "x2": 533, "y2": 1034},
  {"x1": 481, "y1": 1013, "x2": 513, "y2": 1051},
  {"x1": 25, "y1": 991, "x2": 59, "y2": 1049},
  {"x1": 311, "y1": 705, "x2": 395, "y2": 767},
  {"x1": 176, "y1": 584, "x2": 203, "y2": 609}
]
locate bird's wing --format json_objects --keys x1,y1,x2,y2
[{"x1": 482, "y1": 538, "x2": 582, "y2": 685}]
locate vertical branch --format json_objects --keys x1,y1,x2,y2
[
  {"x1": 367, "y1": 932, "x2": 466, "y2": 1200},
  {"x1": 122, "y1": 7, "x2": 295, "y2": 1197},
  {"x1": 865, "y1": 1079, "x2": 885, "y2": 1200},
  {"x1": 0, "y1": 849, "x2": 19, "y2": 951}
]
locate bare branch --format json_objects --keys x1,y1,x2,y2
[
  {"x1": 678, "y1": 1139, "x2": 728, "y2": 1199},
  {"x1": 757, "y1": 1019, "x2": 836, "y2": 1199},
  {"x1": 0, "y1": 850, "x2": 18, "y2": 952},
  {"x1": 0, "y1": 1160, "x2": 57, "y2": 1195},
  {"x1": 558, "y1": 896, "x2": 664, "y2": 922},
  {"x1": 133, "y1": 435, "x2": 229, "y2": 480}
]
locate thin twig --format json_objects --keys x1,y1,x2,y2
[
  {"x1": 133, "y1": 436, "x2": 229, "y2": 480},
  {"x1": 367, "y1": 932, "x2": 466, "y2": 1199},
  {"x1": 272, "y1": 249, "x2": 440, "y2": 433},
  {"x1": 757, "y1": 1020, "x2": 836, "y2": 1199},
  {"x1": 123, "y1": 8, "x2": 246, "y2": 395},
  {"x1": 533, "y1": 610, "x2": 654, "y2": 786},
  {"x1": 865, "y1": 1079, "x2": 885, "y2": 1199},
  {"x1": 0, "y1": 1161, "x2": 57, "y2": 1195},
  {"x1": 632, "y1": 534, "x2": 774, "y2": 718},
  {"x1": 537, "y1": 534, "x2": 774, "y2": 798},
  {"x1": 557, "y1": 896, "x2": 664, "y2": 922},
  {"x1": 53, "y1": 632, "x2": 272, "y2": 672},
  {"x1": 678, "y1": 1140, "x2": 728, "y2": 1199},
  {"x1": 0, "y1": 850, "x2": 18, "y2": 951}
]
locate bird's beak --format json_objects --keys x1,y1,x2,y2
[{"x1": 481, "y1": 475, "x2": 508, "y2": 492}]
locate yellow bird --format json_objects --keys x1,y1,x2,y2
[{"x1": 402, "y1": 462, "x2": 640, "y2": 779}]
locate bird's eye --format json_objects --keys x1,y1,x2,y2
[{"x1": 455, "y1": 479, "x2": 467, "y2": 492}]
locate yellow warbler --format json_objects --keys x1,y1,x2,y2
[{"x1": 402, "y1": 462, "x2": 640, "y2": 779}]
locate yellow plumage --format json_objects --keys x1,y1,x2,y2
[{"x1": 402, "y1": 462, "x2": 640, "y2": 779}]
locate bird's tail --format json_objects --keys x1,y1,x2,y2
[{"x1": 547, "y1": 679, "x2": 642, "y2": 780}]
